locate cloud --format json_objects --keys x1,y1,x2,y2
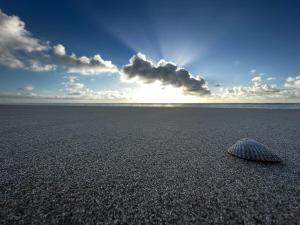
[
  {"x1": 217, "y1": 75, "x2": 269, "y2": 97},
  {"x1": 0, "y1": 9, "x2": 48, "y2": 69},
  {"x1": 63, "y1": 76, "x2": 128, "y2": 100},
  {"x1": 0, "y1": 9, "x2": 118, "y2": 75},
  {"x1": 63, "y1": 76, "x2": 85, "y2": 96},
  {"x1": 19, "y1": 85, "x2": 34, "y2": 92},
  {"x1": 53, "y1": 44, "x2": 66, "y2": 56},
  {"x1": 122, "y1": 53, "x2": 210, "y2": 96},
  {"x1": 284, "y1": 76, "x2": 300, "y2": 89},
  {"x1": 0, "y1": 78, "x2": 131, "y2": 103},
  {"x1": 251, "y1": 76, "x2": 262, "y2": 83},
  {"x1": 220, "y1": 85, "x2": 280, "y2": 98},
  {"x1": 247, "y1": 73, "x2": 280, "y2": 95},
  {"x1": 28, "y1": 60, "x2": 56, "y2": 72},
  {"x1": 0, "y1": 53, "x2": 24, "y2": 69},
  {"x1": 0, "y1": 85, "x2": 37, "y2": 100},
  {"x1": 267, "y1": 77, "x2": 276, "y2": 81},
  {"x1": 53, "y1": 44, "x2": 118, "y2": 75},
  {"x1": 211, "y1": 72, "x2": 300, "y2": 102},
  {"x1": 1, "y1": 9, "x2": 299, "y2": 103},
  {"x1": 16, "y1": 85, "x2": 38, "y2": 97}
]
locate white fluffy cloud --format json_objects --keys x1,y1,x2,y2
[
  {"x1": 0, "y1": 10, "x2": 47, "y2": 52},
  {"x1": 0, "y1": 9, "x2": 118, "y2": 75},
  {"x1": 53, "y1": 44, "x2": 118, "y2": 75},
  {"x1": 0, "y1": 9, "x2": 48, "y2": 69},
  {"x1": 53, "y1": 44, "x2": 66, "y2": 56},
  {"x1": 284, "y1": 76, "x2": 300, "y2": 89}
]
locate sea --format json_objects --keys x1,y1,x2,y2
[{"x1": 2, "y1": 103, "x2": 300, "y2": 109}]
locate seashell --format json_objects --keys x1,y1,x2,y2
[{"x1": 228, "y1": 138, "x2": 281, "y2": 162}]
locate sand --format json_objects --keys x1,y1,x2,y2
[{"x1": 0, "y1": 105, "x2": 299, "y2": 224}]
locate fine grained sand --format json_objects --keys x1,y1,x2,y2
[{"x1": 0, "y1": 105, "x2": 299, "y2": 225}]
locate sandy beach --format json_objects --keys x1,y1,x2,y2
[{"x1": 0, "y1": 105, "x2": 299, "y2": 224}]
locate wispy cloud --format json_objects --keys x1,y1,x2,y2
[
  {"x1": 63, "y1": 76, "x2": 129, "y2": 100},
  {"x1": 19, "y1": 85, "x2": 34, "y2": 92},
  {"x1": 0, "y1": 78, "x2": 131, "y2": 103},
  {"x1": 212, "y1": 73, "x2": 300, "y2": 102},
  {"x1": 251, "y1": 76, "x2": 262, "y2": 83},
  {"x1": 267, "y1": 77, "x2": 276, "y2": 81}
]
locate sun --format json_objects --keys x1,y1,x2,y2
[{"x1": 130, "y1": 81, "x2": 203, "y2": 103}]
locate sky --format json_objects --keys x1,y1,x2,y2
[{"x1": 0, "y1": 0, "x2": 300, "y2": 103}]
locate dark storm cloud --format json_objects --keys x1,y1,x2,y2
[{"x1": 122, "y1": 53, "x2": 210, "y2": 96}]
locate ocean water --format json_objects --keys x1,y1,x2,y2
[
  {"x1": 86, "y1": 103, "x2": 300, "y2": 109},
  {"x1": 5, "y1": 103, "x2": 300, "y2": 109}
]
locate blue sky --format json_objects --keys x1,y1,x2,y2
[{"x1": 0, "y1": 0, "x2": 299, "y2": 103}]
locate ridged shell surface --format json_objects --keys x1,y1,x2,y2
[{"x1": 228, "y1": 138, "x2": 281, "y2": 162}]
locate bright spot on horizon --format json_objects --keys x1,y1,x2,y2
[{"x1": 130, "y1": 81, "x2": 202, "y2": 103}]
